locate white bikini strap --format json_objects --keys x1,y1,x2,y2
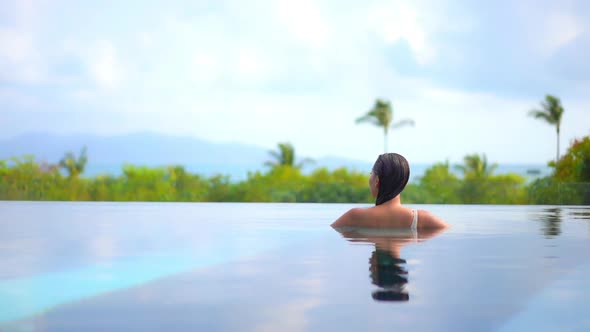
[
  {"x1": 409, "y1": 209, "x2": 418, "y2": 242},
  {"x1": 411, "y1": 209, "x2": 418, "y2": 230}
]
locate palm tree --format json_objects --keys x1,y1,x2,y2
[
  {"x1": 356, "y1": 99, "x2": 414, "y2": 153},
  {"x1": 454, "y1": 153, "x2": 498, "y2": 204},
  {"x1": 454, "y1": 153, "x2": 497, "y2": 179},
  {"x1": 528, "y1": 94, "x2": 564, "y2": 162},
  {"x1": 59, "y1": 146, "x2": 88, "y2": 178},
  {"x1": 265, "y1": 142, "x2": 314, "y2": 170}
]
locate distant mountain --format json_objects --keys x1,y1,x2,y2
[
  {"x1": 1, "y1": 132, "x2": 549, "y2": 181},
  {"x1": 0, "y1": 132, "x2": 270, "y2": 165},
  {"x1": 0, "y1": 132, "x2": 372, "y2": 178},
  {"x1": 312, "y1": 155, "x2": 373, "y2": 172}
]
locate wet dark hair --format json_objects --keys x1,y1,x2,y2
[{"x1": 372, "y1": 153, "x2": 410, "y2": 205}]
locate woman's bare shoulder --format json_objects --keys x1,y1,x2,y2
[
  {"x1": 417, "y1": 209, "x2": 449, "y2": 229},
  {"x1": 331, "y1": 207, "x2": 372, "y2": 227}
]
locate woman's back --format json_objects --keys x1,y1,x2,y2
[{"x1": 331, "y1": 201, "x2": 448, "y2": 229}]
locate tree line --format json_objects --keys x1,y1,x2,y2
[{"x1": 1, "y1": 135, "x2": 588, "y2": 204}]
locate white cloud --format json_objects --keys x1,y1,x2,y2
[
  {"x1": 138, "y1": 32, "x2": 153, "y2": 48},
  {"x1": 367, "y1": 1, "x2": 435, "y2": 64},
  {"x1": 14, "y1": 0, "x2": 38, "y2": 24},
  {"x1": 235, "y1": 47, "x2": 273, "y2": 82},
  {"x1": 276, "y1": 0, "x2": 331, "y2": 49},
  {"x1": 87, "y1": 40, "x2": 124, "y2": 90},
  {"x1": 191, "y1": 53, "x2": 220, "y2": 83},
  {"x1": 154, "y1": 15, "x2": 275, "y2": 86},
  {"x1": 516, "y1": 2, "x2": 585, "y2": 58},
  {"x1": 524, "y1": 11, "x2": 585, "y2": 60},
  {"x1": 541, "y1": 12, "x2": 584, "y2": 56},
  {"x1": 69, "y1": 89, "x2": 96, "y2": 103},
  {"x1": 0, "y1": 87, "x2": 40, "y2": 110},
  {"x1": 0, "y1": 27, "x2": 44, "y2": 83},
  {"x1": 0, "y1": 28, "x2": 34, "y2": 63},
  {"x1": 0, "y1": 0, "x2": 49, "y2": 84},
  {"x1": 1, "y1": 0, "x2": 589, "y2": 165}
]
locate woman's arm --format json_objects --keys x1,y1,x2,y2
[{"x1": 417, "y1": 210, "x2": 449, "y2": 229}]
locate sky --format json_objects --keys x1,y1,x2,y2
[{"x1": 0, "y1": 0, "x2": 589, "y2": 164}]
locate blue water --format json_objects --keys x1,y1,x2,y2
[{"x1": 0, "y1": 202, "x2": 589, "y2": 331}]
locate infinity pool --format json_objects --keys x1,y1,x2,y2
[{"x1": 1, "y1": 202, "x2": 589, "y2": 332}]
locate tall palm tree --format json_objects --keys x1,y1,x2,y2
[
  {"x1": 356, "y1": 99, "x2": 414, "y2": 153},
  {"x1": 265, "y1": 142, "x2": 314, "y2": 170},
  {"x1": 528, "y1": 94, "x2": 564, "y2": 162},
  {"x1": 59, "y1": 146, "x2": 88, "y2": 178},
  {"x1": 454, "y1": 153, "x2": 497, "y2": 179}
]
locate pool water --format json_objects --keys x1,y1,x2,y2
[{"x1": 0, "y1": 202, "x2": 589, "y2": 332}]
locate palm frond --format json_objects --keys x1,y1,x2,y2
[
  {"x1": 455, "y1": 153, "x2": 497, "y2": 178},
  {"x1": 528, "y1": 109, "x2": 554, "y2": 123},
  {"x1": 528, "y1": 95, "x2": 564, "y2": 125},
  {"x1": 356, "y1": 100, "x2": 392, "y2": 128},
  {"x1": 391, "y1": 119, "x2": 415, "y2": 129},
  {"x1": 266, "y1": 142, "x2": 299, "y2": 168},
  {"x1": 268, "y1": 150, "x2": 281, "y2": 160},
  {"x1": 355, "y1": 113, "x2": 380, "y2": 126}
]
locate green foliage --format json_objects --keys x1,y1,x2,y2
[
  {"x1": 265, "y1": 142, "x2": 314, "y2": 170},
  {"x1": 0, "y1": 157, "x2": 370, "y2": 203},
  {"x1": 553, "y1": 136, "x2": 590, "y2": 182},
  {"x1": 417, "y1": 161, "x2": 461, "y2": 203},
  {"x1": 1, "y1": 146, "x2": 586, "y2": 205},
  {"x1": 528, "y1": 136, "x2": 590, "y2": 205},
  {"x1": 527, "y1": 179, "x2": 587, "y2": 205},
  {"x1": 59, "y1": 146, "x2": 88, "y2": 178},
  {"x1": 481, "y1": 174, "x2": 527, "y2": 204},
  {"x1": 298, "y1": 167, "x2": 373, "y2": 203},
  {"x1": 455, "y1": 154, "x2": 497, "y2": 179},
  {"x1": 528, "y1": 95, "x2": 564, "y2": 127},
  {"x1": 416, "y1": 159, "x2": 526, "y2": 204},
  {"x1": 0, "y1": 155, "x2": 67, "y2": 200},
  {"x1": 356, "y1": 99, "x2": 393, "y2": 129}
]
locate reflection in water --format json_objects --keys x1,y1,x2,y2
[
  {"x1": 566, "y1": 207, "x2": 590, "y2": 236},
  {"x1": 539, "y1": 207, "x2": 562, "y2": 238},
  {"x1": 370, "y1": 249, "x2": 409, "y2": 301},
  {"x1": 568, "y1": 208, "x2": 590, "y2": 220},
  {"x1": 332, "y1": 226, "x2": 446, "y2": 303}
]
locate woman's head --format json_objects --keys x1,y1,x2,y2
[{"x1": 370, "y1": 153, "x2": 410, "y2": 205}]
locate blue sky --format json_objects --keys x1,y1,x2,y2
[{"x1": 0, "y1": 0, "x2": 588, "y2": 164}]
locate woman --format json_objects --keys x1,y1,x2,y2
[{"x1": 331, "y1": 153, "x2": 448, "y2": 229}]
